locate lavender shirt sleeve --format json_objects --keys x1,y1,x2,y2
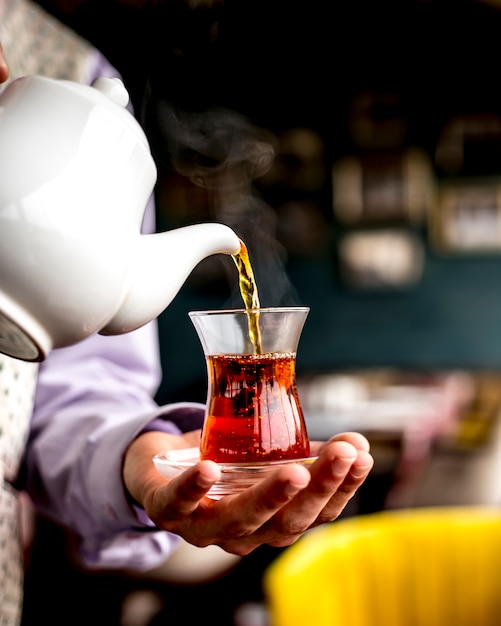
[
  {"x1": 20, "y1": 48, "x2": 206, "y2": 572},
  {"x1": 25, "y1": 330, "x2": 205, "y2": 572}
]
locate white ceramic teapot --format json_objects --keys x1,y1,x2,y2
[{"x1": 0, "y1": 75, "x2": 241, "y2": 362}]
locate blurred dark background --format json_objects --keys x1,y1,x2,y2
[{"x1": 36, "y1": 0, "x2": 501, "y2": 402}]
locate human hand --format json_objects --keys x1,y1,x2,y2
[
  {"x1": 0, "y1": 43, "x2": 10, "y2": 83},
  {"x1": 123, "y1": 430, "x2": 374, "y2": 556}
]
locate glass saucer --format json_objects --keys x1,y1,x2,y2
[{"x1": 153, "y1": 447, "x2": 318, "y2": 500}]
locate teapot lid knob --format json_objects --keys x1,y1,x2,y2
[{"x1": 91, "y1": 77, "x2": 129, "y2": 108}]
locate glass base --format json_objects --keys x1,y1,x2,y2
[{"x1": 153, "y1": 447, "x2": 318, "y2": 500}]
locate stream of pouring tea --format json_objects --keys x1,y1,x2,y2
[{"x1": 232, "y1": 239, "x2": 262, "y2": 353}]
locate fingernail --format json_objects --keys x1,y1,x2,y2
[
  {"x1": 196, "y1": 461, "x2": 220, "y2": 489},
  {"x1": 351, "y1": 468, "x2": 368, "y2": 479},
  {"x1": 0, "y1": 45, "x2": 9, "y2": 83},
  {"x1": 284, "y1": 481, "x2": 307, "y2": 497},
  {"x1": 196, "y1": 474, "x2": 215, "y2": 489},
  {"x1": 332, "y1": 456, "x2": 356, "y2": 475}
]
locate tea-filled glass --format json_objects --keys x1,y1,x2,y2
[{"x1": 189, "y1": 307, "x2": 310, "y2": 464}]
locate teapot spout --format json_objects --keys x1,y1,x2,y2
[{"x1": 100, "y1": 223, "x2": 241, "y2": 336}]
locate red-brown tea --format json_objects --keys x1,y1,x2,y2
[{"x1": 200, "y1": 351, "x2": 310, "y2": 463}]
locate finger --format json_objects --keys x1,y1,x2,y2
[
  {"x1": 310, "y1": 432, "x2": 371, "y2": 457},
  {"x1": 314, "y1": 448, "x2": 374, "y2": 520},
  {"x1": 290, "y1": 440, "x2": 361, "y2": 512},
  {"x1": 172, "y1": 462, "x2": 313, "y2": 555},
  {"x1": 148, "y1": 463, "x2": 312, "y2": 555},
  {"x1": 251, "y1": 441, "x2": 360, "y2": 546},
  {"x1": 329, "y1": 431, "x2": 371, "y2": 451},
  {"x1": 149, "y1": 460, "x2": 221, "y2": 523},
  {"x1": 204, "y1": 463, "x2": 312, "y2": 537},
  {"x1": 0, "y1": 44, "x2": 9, "y2": 83},
  {"x1": 229, "y1": 462, "x2": 312, "y2": 527}
]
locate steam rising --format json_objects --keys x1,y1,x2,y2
[{"x1": 154, "y1": 101, "x2": 301, "y2": 307}]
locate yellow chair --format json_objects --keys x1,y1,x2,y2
[{"x1": 264, "y1": 507, "x2": 501, "y2": 626}]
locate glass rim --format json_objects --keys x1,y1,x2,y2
[{"x1": 188, "y1": 306, "x2": 310, "y2": 317}]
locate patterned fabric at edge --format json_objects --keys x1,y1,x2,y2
[
  {"x1": 0, "y1": 1, "x2": 94, "y2": 623},
  {"x1": 0, "y1": 357, "x2": 37, "y2": 626}
]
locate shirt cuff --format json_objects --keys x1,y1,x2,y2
[{"x1": 139, "y1": 406, "x2": 205, "y2": 435}]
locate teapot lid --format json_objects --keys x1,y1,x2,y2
[
  {"x1": 61, "y1": 75, "x2": 151, "y2": 149},
  {"x1": 0, "y1": 74, "x2": 157, "y2": 207}
]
